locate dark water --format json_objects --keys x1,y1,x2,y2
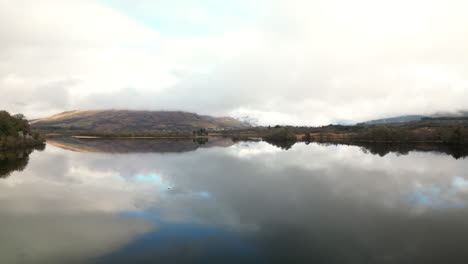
[{"x1": 1, "y1": 138, "x2": 468, "y2": 264}]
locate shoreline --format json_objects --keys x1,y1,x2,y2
[
  {"x1": 47, "y1": 134, "x2": 467, "y2": 145},
  {"x1": 49, "y1": 135, "x2": 212, "y2": 139}
]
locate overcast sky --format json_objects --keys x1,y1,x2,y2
[{"x1": 1, "y1": 0, "x2": 467, "y2": 125}]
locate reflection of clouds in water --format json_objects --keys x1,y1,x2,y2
[
  {"x1": 231, "y1": 142, "x2": 468, "y2": 212},
  {"x1": 0, "y1": 151, "x2": 160, "y2": 263},
  {"x1": 15, "y1": 141, "x2": 468, "y2": 218},
  {"x1": 2, "y1": 141, "x2": 468, "y2": 263},
  {"x1": 0, "y1": 213, "x2": 154, "y2": 264},
  {"x1": 198, "y1": 191, "x2": 212, "y2": 199},
  {"x1": 227, "y1": 141, "x2": 281, "y2": 159},
  {"x1": 9, "y1": 142, "x2": 468, "y2": 218},
  {"x1": 133, "y1": 173, "x2": 162, "y2": 182},
  {"x1": 453, "y1": 176, "x2": 468, "y2": 188},
  {"x1": 407, "y1": 176, "x2": 468, "y2": 209}
]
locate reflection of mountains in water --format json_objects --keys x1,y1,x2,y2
[
  {"x1": 0, "y1": 145, "x2": 45, "y2": 178},
  {"x1": 318, "y1": 142, "x2": 468, "y2": 159},
  {"x1": 47, "y1": 137, "x2": 236, "y2": 153}
]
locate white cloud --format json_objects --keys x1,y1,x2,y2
[{"x1": 0, "y1": 0, "x2": 467, "y2": 124}]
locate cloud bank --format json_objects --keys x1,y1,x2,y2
[{"x1": 0, "y1": 0, "x2": 467, "y2": 125}]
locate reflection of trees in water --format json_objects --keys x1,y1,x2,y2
[
  {"x1": 338, "y1": 142, "x2": 468, "y2": 159},
  {"x1": 264, "y1": 140, "x2": 296, "y2": 150},
  {"x1": 193, "y1": 137, "x2": 209, "y2": 145},
  {"x1": 263, "y1": 140, "x2": 468, "y2": 159},
  {"x1": 0, "y1": 145, "x2": 45, "y2": 178}
]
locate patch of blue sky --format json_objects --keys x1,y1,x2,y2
[
  {"x1": 157, "y1": 187, "x2": 211, "y2": 199},
  {"x1": 406, "y1": 184, "x2": 466, "y2": 209},
  {"x1": 95, "y1": 221, "x2": 263, "y2": 263},
  {"x1": 160, "y1": 185, "x2": 174, "y2": 191},
  {"x1": 119, "y1": 209, "x2": 163, "y2": 223},
  {"x1": 99, "y1": 0, "x2": 268, "y2": 37},
  {"x1": 197, "y1": 191, "x2": 212, "y2": 199},
  {"x1": 452, "y1": 176, "x2": 468, "y2": 189},
  {"x1": 133, "y1": 173, "x2": 162, "y2": 182},
  {"x1": 408, "y1": 191, "x2": 433, "y2": 206}
]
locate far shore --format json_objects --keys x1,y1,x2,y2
[
  {"x1": 47, "y1": 134, "x2": 212, "y2": 139},
  {"x1": 53, "y1": 135, "x2": 455, "y2": 145},
  {"x1": 44, "y1": 133, "x2": 463, "y2": 145}
]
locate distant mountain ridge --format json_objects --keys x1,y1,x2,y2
[
  {"x1": 31, "y1": 110, "x2": 250, "y2": 131},
  {"x1": 361, "y1": 115, "x2": 424, "y2": 125},
  {"x1": 361, "y1": 111, "x2": 468, "y2": 125}
]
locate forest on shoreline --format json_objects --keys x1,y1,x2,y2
[
  {"x1": 6, "y1": 107, "x2": 467, "y2": 149},
  {"x1": 220, "y1": 118, "x2": 468, "y2": 145},
  {"x1": 0, "y1": 111, "x2": 45, "y2": 150}
]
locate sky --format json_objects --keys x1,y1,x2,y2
[{"x1": 0, "y1": 0, "x2": 467, "y2": 125}]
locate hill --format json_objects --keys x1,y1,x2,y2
[
  {"x1": 361, "y1": 115, "x2": 424, "y2": 125},
  {"x1": 361, "y1": 111, "x2": 468, "y2": 125},
  {"x1": 30, "y1": 110, "x2": 250, "y2": 131}
]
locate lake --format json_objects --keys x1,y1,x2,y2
[{"x1": 1, "y1": 138, "x2": 468, "y2": 264}]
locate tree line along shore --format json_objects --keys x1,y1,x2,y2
[
  {"x1": 37, "y1": 121, "x2": 468, "y2": 145},
  {"x1": 0, "y1": 111, "x2": 45, "y2": 150},
  {"x1": 3, "y1": 108, "x2": 468, "y2": 150},
  {"x1": 219, "y1": 121, "x2": 468, "y2": 145}
]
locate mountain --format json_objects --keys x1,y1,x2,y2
[
  {"x1": 235, "y1": 115, "x2": 260, "y2": 126},
  {"x1": 430, "y1": 110, "x2": 468, "y2": 118},
  {"x1": 361, "y1": 115, "x2": 424, "y2": 125},
  {"x1": 30, "y1": 110, "x2": 250, "y2": 131},
  {"x1": 361, "y1": 111, "x2": 468, "y2": 125}
]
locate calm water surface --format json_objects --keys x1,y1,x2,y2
[{"x1": 1, "y1": 138, "x2": 468, "y2": 263}]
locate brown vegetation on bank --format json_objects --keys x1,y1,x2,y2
[{"x1": 31, "y1": 110, "x2": 250, "y2": 131}]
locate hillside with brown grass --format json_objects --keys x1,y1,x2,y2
[{"x1": 31, "y1": 110, "x2": 250, "y2": 131}]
